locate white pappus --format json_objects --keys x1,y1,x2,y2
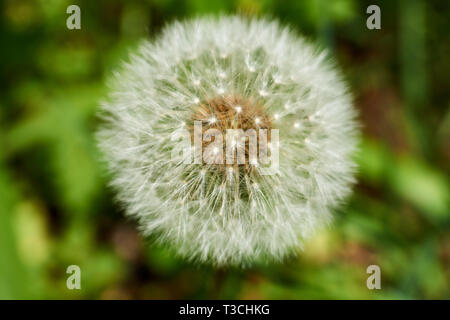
[{"x1": 97, "y1": 16, "x2": 359, "y2": 267}]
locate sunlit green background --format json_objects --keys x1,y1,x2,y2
[{"x1": 1, "y1": 0, "x2": 449, "y2": 299}]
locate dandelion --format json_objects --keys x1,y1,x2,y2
[{"x1": 97, "y1": 16, "x2": 359, "y2": 266}]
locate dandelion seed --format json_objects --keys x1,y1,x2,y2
[
  {"x1": 208, "y1": 117, "x2": 217, "y2": 124},
  {"x1": 97, "y1": 16, "x2": 359, "y2": 267}
]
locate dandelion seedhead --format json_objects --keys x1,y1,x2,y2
[{"x1": 97, "y1": 16, "x2": 358, "y2": 267}]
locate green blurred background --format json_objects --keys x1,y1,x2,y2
[{"x1": 0, "y1": 0, "x2": 449, "y2": 299}]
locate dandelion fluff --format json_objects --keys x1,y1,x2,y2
[{"x1": 97, "y1": 16, "x2": 359, "y2": 266}]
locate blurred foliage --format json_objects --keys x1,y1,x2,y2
[{"x1": 0, "y1": 0, "x2": 449, "y2": 299}]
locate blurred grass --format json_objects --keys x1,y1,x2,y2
[{"x1": 0, "y1": 0, "x2": 449, "y2": 299}]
